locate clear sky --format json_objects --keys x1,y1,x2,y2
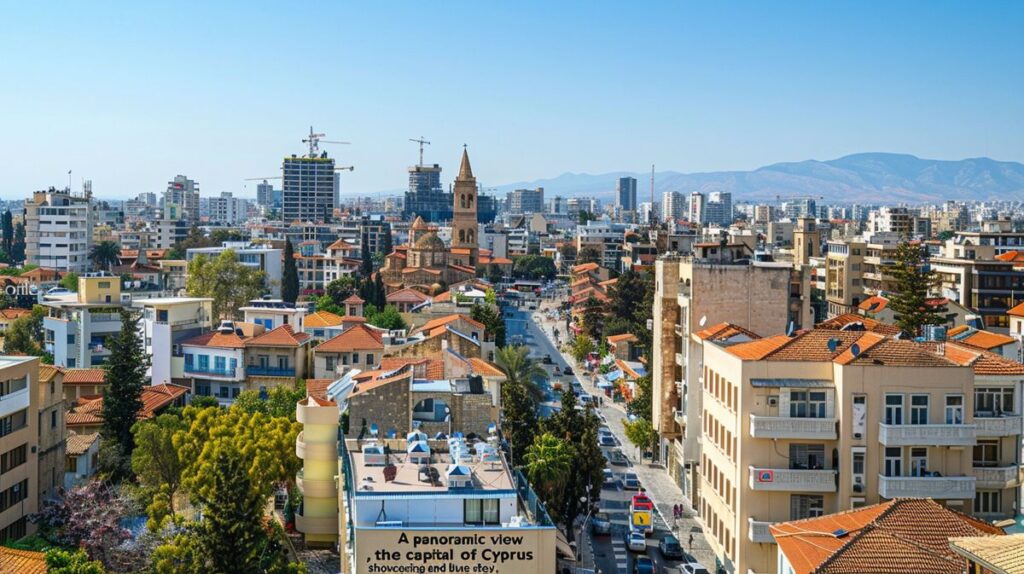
[{"x1": 1, "y1": 1, "x2": 1022, "y2": 199}]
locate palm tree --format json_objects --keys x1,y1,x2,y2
[
  {"x1": 494, "y1": 345, "x2": 547, "y2": 403},
  {"x1": 523, "y1": 432, "x2": 571, "y2": 497},
  {"x1": 89, "y1": 240, "x2": 121, "y2": 271}
]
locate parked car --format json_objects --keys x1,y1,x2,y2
[
  {"x1": 579, "y1": 394, "x2": 595, "y2": 407},
  {"x1": 599, "y1": 433, "x2": 617, "y2": 447},
  {"x1": 633, "y1": 556, "x2": 655, "y2": 574},
  {"x1": 679, "y1": 562, "x2": 710, "y2": 574},
  {"x1": 564, "y1": 366, "x2": 575, "y2": 376},
  {"x1": 631, "y1": 494, "x2": 654, "y2": 511},
  {"x1": 626, "y1": 531, "x2": 647, "y2": 552},
  {"x1": 659, "y1": 534, "x2": 684, "y2": 560},
  {"x1": 603, "y1": 468, "x2": 616, "y2": 486},
  {"x1": 542, "y1": 355, "x2": 553, "y2": 364},
  {"x1": 623, "y1": 472, "x2": 641, "y2": 490},
  {"x1": 608, "y1": 450, "x2": 629, "y2": 466},
  {"x1": 591, "y1": 512, "x2": 611, "y2": 535}
]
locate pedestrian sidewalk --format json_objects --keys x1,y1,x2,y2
[{"x1": 532, "y1": 310, "x2": 719, "y2": 570}]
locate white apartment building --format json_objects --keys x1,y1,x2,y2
[
  {"x1": 139, "y1": 297, "x2": 214, "y2": 386},
  {"x1": 208, "y1": 192, "x2": 250, "y2": 225},
  {"x1": 42, "y1": 275, "x2": 126, "y2": 368},
  {"x1": 185, "y1": 242, "x2": 283, "y2": 297},
  {"x1": 240, "y1": 297, "x2": 307, "y2": 331},
  {"x1": 24, "y1": 188, "x2": 94, "y2": 272}
]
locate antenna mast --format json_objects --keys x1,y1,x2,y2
[{"x1": 409, "y1": 137, "x2": 431, "y2": 166}]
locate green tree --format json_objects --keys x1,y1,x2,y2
[
  {"x1": 193, "y1": 445, "x2": 267, "y2": 574},
  {"x1": 167, "y1": 226, "x2": 217, "y2": 260},
  {"x1": 501, "y1": 381, "x2": 537, "y2": 468},
  {"x1": 1, "y1": 210, "x2": 12, "y2": 256},
  {"x1": 576, "y1": 246, "x2": 601, "y2": 265},
  {"x1": 360, "y1": 240, "x2": 373, "y2": 276},
  {"x1": 325, "y1": 276, "x2": 357, "y2": 305},
  {"x1": 315, "y1": 294, "x2": 343, "y2": 315},
  {"x1": 100, "y1": 310, "x2": 147, "y2": 479},
  {"x1": 888, "y1": 242, "x2": 946, "y2": 336},
  {"x1": 131, "y1": 413, "x2": 186, "y2": 527},
  {"x1": 231, "y1": 381, "x2": 306, "y2": 421},
  {"x1": 470, "y1": 302, "x2": 506, "y2": 348},
  {"x1": 380, "y1": 230, "x2": 393, "y2": 256},
  {"x1": 486, "y1": 264, "x2": 504, "y2": 284},
  {"x1": 368, "y1": 304, "x2": 406, "y2": 330},
  {"x1": 623, "y1": 417, "x2": 658, "y2": 456},
  {"x1": 523, "y1": 433, "x2": 571, "y2": 500},
  {"x1": 494, "y1": 346, "x2": 546, "y2": 403},
  {"x1": 627, "y1": 374, "x2": 653, "y2": 422},
  {"x1": 2, "y1": 305, "x2": 45, "y2": 355},
  {"x1": 60, "y1": 271, "x2": 79, "y2": 291},
  {"x1": 581, "y1": 295, "x2": 605, "y2": 340},
  {"x1": 189, "y1": 395, "x2": 221, "y2": 410},
  {"x1": 89, "y1": 240, "x2": 121, "y2": 271},
  {"x1": 45, "y1": 548, "x2": 108, "y2": 574},
  {"x1": 11, "y1": 221, "x2": 25, "y2": 262},
  {"x1": 578, "y1": 211, "x2": 596, "y2": 226},
  {"x1": 542, "y1": 390, "x2": 604, "y2": 541},
  {"x1": 569, "y1": 335, "x2": 595, "y2": 363},
  {"x1": 282, "y1": 239, "x2": 299, "y2": 304},
  {"x1": 186, "y1": 250, "x2": 267, "y2": 320},
  {"x1": 512, "y1": 255, "x2": 557, "y2": 280}
]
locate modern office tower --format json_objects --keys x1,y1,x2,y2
[
  {"x1": 547, "y1": 195, "x2": 566, "y2": 215},
  {"x1": 617, "y1": 176, "x2": 638, "y2": 217},
  {"x1": 662, "y1": 191, "x2": 684, "y2": 222},
  {"x1": 708, "y1": 191, "x2": 733, "y2": 225},
  {"x1": 451, "y1": 149, "x2": 479, "y2": 267},
  {"x1": 256, "y1": 180, "x2": 277, "y2": 208},
  {"x1": 208, "y1": 192, "x2": 249, "y2": 225},
  {"x1": 404, "y1": 163, "x2": 450, "y2": 222},
  {"x1": 506, "y1": 187, "x2": 545, "y2": 214},
  {"x1": 689, "y1": 191, "x2": 705, "y2": 223},
  {"x1": 165, "y1": 175, "x2": 200, "y2": 225},
  {"x1": 0, "y1": 356, "x2": 40, "y2": 543},
  {"x1": 282, "y1": 153, "x2": 338, "y2": 223},
  {"x1": 24, "y1": 187, "x2": 94, "y2": 272},
  {"x1": 783, "y1": 198, "x2": 817, "y2": 219},
  {"x1": 638, "y1": 201, "x2": 660, "y2": 225}
]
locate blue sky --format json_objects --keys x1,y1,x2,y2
[{"x1": 1, "y1": 1, "x2": 1021, "y2": 199}]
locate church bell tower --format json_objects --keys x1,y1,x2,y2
[{"x1": 451, "y1": 146, "x2": 479, "y2": 267}]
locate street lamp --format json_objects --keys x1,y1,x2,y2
[{"x1": 577, "y1": 494, "x2": 593, "y2": 562}]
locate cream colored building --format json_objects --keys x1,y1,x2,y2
[
  {"x1": 824, "y1": 233, "x2": 901, "y2": 318},
  {"x1": 295, "y1": 395, "x2": 340, "y2": 546},
  {"x1": 651, "y1": 255, "x2": 811, "y2": 500},
  {"x1": 0, "y1": 356, "x2": 40, "y2": 543},
  {"x1": 691, "y1": 327, "x2": 1024, "y2": 574}
]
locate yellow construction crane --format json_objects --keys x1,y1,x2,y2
[{"x1": 409, "y1": 137, "x2": 431, "y2": 166}]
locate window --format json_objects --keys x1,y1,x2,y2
[
  {"x1": 884, "y1": 447, "x2": 902, "y2": 477},
  {"x1": 974, "y1": 490, "x2": 1001, "y2": 514},
  {"x1": 184, "y1": 353, "x2": 194, "y2": 369},
  {"x1": 51, "y1": 410, "x2": 56, "y2": 428},
  {"x1": 366, "y1": 354, "x2": 375, "y2": 366},
  {"x1": 325, "y1": 356, "x2": 335, "y2": 372},
  {"x1": 790, "y1": 391, "x2": 827, "y2": 418},
  {"x1": 0, "y1": 445, "x2": 27, "y2": 474},
  {"x1": 885, "y1": 394, "x2": 904, "y2": 425},
  {"x1": 67, "y1": 334, "x2": 75, "y2": 344},
  {"x1": 910, "y1": 447, "x2": 928, "y2": 477},
  {"x1": 464, "y1": 499, "x2": 500, "y2": 525},
  {"x1": 852, "y1": 395, "x2": 867, "y2": 438},
  {"x1": 946, "y1": 395, "x2": 964, "y2": 425},
  {"x1": 790, "y1": 495, "x2": 824, "y2": 520},
  {"x1": 214, "y1": 356, "x2": 226, "y2": 372},
  {"x1": 910, "y1": 395, "x2": 929, "y2": 425},
  {"x1": 975, "y1": 387, "x2": 1014, "y2": 416},
  {"x1": 352, "y1": 353, "x2": 360, "y2": 364},
  {"x1": 974, "y1": 440, "x2": 1000, "y2": 468},
  {"x1": 851, "y1": 447, "x2": 866, "y2": 493},
  {"x1": 789, "y1": 444, "x2": 826, "y2": 470},
  {"x1": 198, "y1": 355, "x2": 209, "y2": 371}
]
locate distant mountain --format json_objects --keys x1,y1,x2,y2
[{"x1": 492, "y1": 153, "x2": 1024, "y2": 204}]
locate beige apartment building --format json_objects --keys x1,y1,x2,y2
[
  {"x1": 651, "y1": 255, "x2": 812, "y2": 500},
  {"x1": 0, "y1": 356, "x2": 41, "y2": 543},
  {"x1": 824, "y1": 233, "x2": 901, "y2": 318},
  {"x1": 691, "y1": 327, "x2": 1024, "y2": 574}
]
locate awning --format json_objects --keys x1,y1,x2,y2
[{"x1": 555, "y1": 529, "x2": 575, "y2": 559}]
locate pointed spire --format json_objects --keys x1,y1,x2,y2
[{"x1": 458, "y1": 145, "x2": 474, "y2": 180}]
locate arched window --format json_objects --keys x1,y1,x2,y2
[
  {"x1": 467, "y1": 229, "x2": 474, "y2": 243},
  {"x1": 458, "y1": 229, "x2": 465, "y2": 242},
  {"x1": 460, "y1": 194, "x2": 466, "y2": 209},
  {"x1": 468, "y1": 195, "x2": 474, "y2": 207}
]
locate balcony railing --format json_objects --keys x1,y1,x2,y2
[
  {"x1": 974, "y1": 414, "x2": 1022, "y2": 437},
  {"x1": 246, "y1": 366, "x2": 296, "y2": 377},
  {"x1": 749, "y1": 415, "x2": 838, "y2": 440},
  {"x1": 748, "y1": 518, "x2": 776, "y2": 544},
  {"x1": 748, "y1": 466, "x2": 837, "y2": 492},
  {"x1": 184, "y1": 365, "x2": 237, "y2": 378},
  {"x1": 89, "y1": 313, "x2": 122, "y2": 322},
  {"x1": 877, "y1": 474, "x2": 975, "y2": 499},
  {"x1": 878, "y1": 423, "x2": 976, "y2": 447},
  {"x1": 972, "y1": 465, "x2": 1024, "y2": 489}
]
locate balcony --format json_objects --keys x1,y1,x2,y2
[
  {"x1": 878, "y1": 474, "x2": 975, "y2": 499},
  {"x1": 295, "y1": 511, "x2": 339, "y2": 536},
  {"x1": 974, "y1": 415, "x2": 1022, "y2": 437},
  {"x1": 749, "y1": 467, "x2": 837, "y2": 492},
  {"x1": 89, "y1": 313, "x2": 122, "y2": 323},
  {"x1": 246, "y1": 365, "x2": 296, "y2": 377},
  {"x1": 878, "y1": 423, "x2": 976, "y2": 447},
  {"x1": 749, "y1": 415, "x2": 838, "y2": 440},
  {"x1": 748, "y1": 518, "x2": 776, "y2": 544},
  {"x1": 296, "y1": 469, "x2": 338, "y2": 499},
  {"x1": 296, "y1": 432, "x2": 338, "y2": 460},
  {"x1": 972, "y1": 465, "x2": 1024, "y2": 489},
  {"x1": 184, "y1": 365, "x2": 237, "y2": 378}
]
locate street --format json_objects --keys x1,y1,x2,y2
[{"x1": 503, "y1": 297, "x2": 715, "y2": 573}]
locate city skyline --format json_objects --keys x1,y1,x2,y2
[{"x1": 2, "y1": 1, "x2": 1022, "y2": 199}]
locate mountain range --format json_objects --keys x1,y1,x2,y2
[{"x1": 490, "y1": 153, "x2": 1024, "y2": 205}]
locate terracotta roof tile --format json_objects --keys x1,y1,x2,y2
[
  {"x1": 833, "y1": 332, "x2": 888, "y2": 365},
  {"x1": 65, "y1": 431, "x2": 100, "y2": 456},
  {"x1": 0, "y1": 308, "x2": 31, "y2": 320},
  {"x1": 66, "y1": 384, "x2": 189, "y2": 427},
  {"x1": 62, "y1": 368, "x2": 107, "y2": 384},
  {"x1": 694, "y1": 322, "x2": 761, "y2": 342},
  {"x1": 343, "y1": 294, "x2": 365, "y2": 304},
  {"x1": 947, "y1": 324, "x2": 971, "y2": 336},
  {"x1": 379, "y1": 357, "x2": 445, "y2": 380},
  {"x1": 1009, "y1": 301, "x2": 1024, "y2": 317},
  {"x1": 38, "y1": 364, "x2": 62, "y2": 383},
  {"x1": 572, "y1": 262, "x2": 599, "y2": 273},
  {"x1": 350, "y1": 370, "x2": 412, "y2": 397},
  {"x1": 305, "y1": 310, "x2": 344, "y2": 328},
  {"x1": 0, "y1": 547, "x2": 46, "y2": 574},
  {"x1": 386, "y1": 288, "x2": 430, "y2": 304},
  {"x1": 181, "y1": 330, "x2": 249, "y2": 349},
  {"x1": 949, "y1": 534, "x2": 1024, "y2": 573},
  {"x1": 415, "y1": 314, "x2": 486, "y2": 335},
  {"x1": 245, "y1": 324, "x2": 311, "y2": 348},
  {"x1": 937, "y1": 341, "x2": 1024, "y2": 376},
  {"x1": 957, "y1": 330, "x2": 1016, "y2": 351},
  {"x1": 857, "y1": 295, "x2": 889, "y2": 313},
  {"x1": 607, "y1": 333, "x2": 637, "y2": 344},
  {"x1": 817, "y1": 313, "x2": 902, "y2": 336},
  {"x1": 724, "y1": 334, "x2": 794, "y2": 360},
  {"x1": 995, "y1": 250, "x2": 1024, "y2": 263},
  {"x1": 467, "y1": 358, "x2": 505, "y2": 378},
  {"x1": 315, "y1": 324, "x2": 384, "y2": 353},
  {"x1": 305, "y1": 379, "x2": 333, "y2": 402}
]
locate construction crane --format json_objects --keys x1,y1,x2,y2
[
  {"x1": 302, "y1": 125, "x2": 350, "y2": 157},
  {"x1": 409, "y1": 137, "x2": 431, "y2": 166}
]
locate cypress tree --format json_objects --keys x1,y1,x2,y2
[
  {"x1": 101, "y1": 310, "x2": 147, "y2": 466},
  {"x1": 1, "y1": 211, "x2": 12, "y2": 255},
  {"x1": 889, "y1": 242, "x2": 946, "y2": 336},
  {"x1": 282, "y1": 239, "x2": 299, "y2": 303}
]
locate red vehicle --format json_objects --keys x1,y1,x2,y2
[{"x1": 631, "y1": 494, "x2": 653, "y2": 512}]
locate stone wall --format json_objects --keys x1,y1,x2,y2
[{"x1": 347, "y1": 380, "x2": 410, "y2": 438}]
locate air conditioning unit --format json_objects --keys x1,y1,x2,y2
[
  {"x1": 853, "y1": 476, "x2": 864, "y2": 493},
  {"x1": 853, "y1": 432, "x2": 862, "y2": 439}
]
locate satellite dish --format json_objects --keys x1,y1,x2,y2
[
  {"x1": 699, "y1": 315, "x2": 707, "y2": 327},
  {"x1": 827, "y1": 338, "x2": 839, "y2": 353},
  {"x1": 786, "y1": 321, "x2": 795, "y2": 337},
  {"x1": 850, "y1": 343, "x2": 861, "y2": 358}
]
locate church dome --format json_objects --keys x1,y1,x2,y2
[{"x1": 414, "y1": 232, "x2": 446, "y2": 251}]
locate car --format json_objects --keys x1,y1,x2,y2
[
  {"x1": 46, "y1": 287, "x2": 72, "y2": 295},
  {"x1": 542, "y1": 355, "x2": 553, "y2": 364},
  {"x1": 599, "y1": 425, "x2": 612, "y2": 434},
  {"x1": 553, "y1": 366, "x2": 561, "y2": 376},
  {"x1": 679, "y1": 562, "x2": 710, "y2": 574},
  {"x1": 608, "y1": 450, "x2": 629, "y2": 466},
  {"x1": 599, "y1": 434, "x2": 617, "y2": 447},
  {"x1": 659, "y1": 534, "x2": 684, "y2": 560},
  {"x1": 603, "y1": 468, "x2": 616, "y2": 485},
  {"x1": 633, "y1": 556, "x2": 655, "y2": 574},
  {"x1": 626, "y1": 531, "x2": 647, "y2": 552},
  {"x1": 623, "y1": 472, "x2": 641, "y2": 490},
  {"x1": 631, "y1": 494, "x2": 654, "y2": 511},
  {"x1": 590, "y1": 512, "x2": 611, "y2": 535},
  {"x1": 579, "y1": 394, "x2": 595, "y2": 407},
  {"x1": 564, "y1": 366, "x2": 575, "y2": 376}
]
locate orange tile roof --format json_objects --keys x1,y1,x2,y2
[
  {"x1": 66, "y1": 431, "x2": 100, "y2": 456},
  {"x1": 432, "y1": 291, "x2": 452, "y2": 303},
  {"x1": 0, "y1": 308, "x2": 31, "y2": 320},
  {"x1": 181, "y1": 329, "x2": 248, "y2": 349},
  {"x1": 694, "y1": 322, "x2": 761, "y2": 342},
  {"x1": 1009, "y1": 301, "x2": 1024, "y2": 317},
  {"x1": 62, "y1": 368, "x2": 107, "y2": 384},
  {"x1": 725, "y1": 335, "x2": 795, "y2": 360},
  {"x1": 340, "y1": 315, "x2": 368, "y2": 323},
  {"x1": 245, "y1": 324, "x2": 311, "y2": 348},
  {"x1": 305, "y1": 379, "x2": 333, "y2": 402},
  {"x1": 958, "y1": 330, "x2": 1015, "y2": 351},
  {"x1": 39, "y1": 364, "x2": 62, "y2": 383},
  {"x1": 386, "y1": 288, "x2": 430, "y2": 304},
  {"x1": 350, "y1": 370, "x2": 412, "y2": 397},
  {"x1": 995, "y1": 250, "x2": 1024, "y2": 263},
  {"x1": 572, "y1": 262, "x2": 599, "y2": 273},
  {"x1": 0, "y1": 547, "x2": 46, "y2": 574},
  {"x1": 315, "y1": 324, "x2": 384, "y2": 352},
  {"x1": 379, "y1": 357, "x2": 445, "y2": 379},
  {"x1": 305, "y1": 310, "x2": 344, "y2": 328},
  {"x1": 607, "y1": 333, "x2": 637, "y2": 345},
  {"x1": 67, "y1": 383, "x2": 188, "y2": 427},
  {"x1": 857, "y1": 295, "x2": 889, "y2": 313},
  {"x1": 816, "y1": 313, "x2": 902, "y2": 336},
  {"x1": 416, "y1": 314, "x2": 486, "y2": 334},
  {"x1": 772, "y1": 499, "x2": 1002, "y2": 574},
  {"x1": 833, "y1": 332, "x2": 888, "y2": 365},
  {"x1": 343, "y1": 294, "x2": 365, "y2": 304},
  {"x1": 939, "y1": 342, "x2": 1024, "y2": 376},
  {"x1": 468, "y1": 357, "x2": 505, "y2": 377}
]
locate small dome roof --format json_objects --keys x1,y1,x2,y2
[{"x1": 414, "y1": 232, "x2": 445, "y2": 250}]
